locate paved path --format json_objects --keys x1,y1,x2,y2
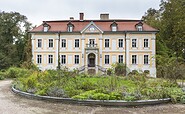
[{"x1": 0, "y1": 79, "x2": 185, "y2": 114}]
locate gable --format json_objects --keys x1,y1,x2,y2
[{"x1": 81, "y1": 21, "x2": 103, "y2": 34}]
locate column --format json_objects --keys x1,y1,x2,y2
[
  {"x1": 55, "y1": 34, "x2": 59, "y2": 69},
  {"x1": 151, "y1": 34, "x2": 156, "y2": 77},
  {"x1": 81, "y1": 34, "x2": 85, "y2": 66},
  {"x1": 99, "y1": 34, "x2": 103, "y2": 66},
  {"x1": 31, "y1": 34, "x2": 35, "y2": 63},
  {"x1": 126, "y1": 36, "x2": 130, "y2": 68}
]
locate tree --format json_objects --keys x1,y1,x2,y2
[{"x1": 0, "y1": 11, "x2": 32, "y2": 69}]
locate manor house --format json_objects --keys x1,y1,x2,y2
[{"x1": 30, "y1": 13, "x2": 158, "y2": 77}]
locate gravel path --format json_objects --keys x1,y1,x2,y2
[{"x1": 0, "y1": 79, "x2": 185, "y2": 114}]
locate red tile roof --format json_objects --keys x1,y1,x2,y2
[{"x1": 30, "y1": 20, "x2": 158, "y2": 32}]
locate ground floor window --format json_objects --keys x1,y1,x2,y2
[
  {"x1": 75, "y1": 55, "x2": 79, "y2": 64},
  {"x1": 144, "y1": 55, "x2": 149, "y2": 64},
  {"x1": 118, "y1": 55, "x2": 124, "y2": 63},
  {"x1": 61, "y1": 55, "x2": 66, "y2": 64},
  {"x1": 48, "y1": 55, "x2": 53, "y2": 64},
  {"x1": 37, "y1": 55, "x2": 42, "y2": 64},
  {"x1": 132, "y1": 55, "x2": 137, "y2": 64},
  {"x1": 105, "y1": 55, "x2": 109, "y2": 64}
]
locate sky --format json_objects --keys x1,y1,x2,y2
[{"x1": 0, "y1": 0, "x2": 161, "y2": 26}]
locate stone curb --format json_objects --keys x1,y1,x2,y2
[{"x1": 12, "y1": 86, "x2": 171, "y2": 106}]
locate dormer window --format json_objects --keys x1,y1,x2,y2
[
  {"x1": 135, "y1": 21, "x2": 143, "y2": 31},
  {"x1": 67, "y1": 21, "x2": 74, "y2": 32},
  {"x1": 42, "y1": 21, "x2": 49, "y2": 32},
  {"x1": 111, "y1": 21, "x2": 118, "y2": 32}
]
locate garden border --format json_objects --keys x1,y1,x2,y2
[{"x1": 12, "y1": 86, "x2": 171, "y2": 106}]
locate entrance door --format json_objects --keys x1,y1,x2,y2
[{"x1": 88, "y1": 53, "x2": 95, "y2": 67}]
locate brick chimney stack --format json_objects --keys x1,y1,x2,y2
[
  {"x1": 79, "y1": 13, "x2": 84, "y2": 21},
  {"x1": 100, "y1": 13, "x2": 109, "y2": 20}
]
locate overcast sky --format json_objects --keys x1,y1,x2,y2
[{"x1": 0, "y1": 0, "x2": 161, "y2": 26}]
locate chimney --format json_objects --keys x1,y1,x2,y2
[
  {"x1": 70, "y1": 17, "x2": 74, "y2": 20},
  {"x1": 79, "y1": 13, "x2": 84, "y2": 21},
  {"x1": 100, "y1": 13, "x2": 109, "y2": 20}
]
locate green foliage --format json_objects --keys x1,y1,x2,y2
[{"x1": 5, "y1": 67, "x2": 31, "y2": 78}]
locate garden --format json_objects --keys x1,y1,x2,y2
[{"x1": 0, "y1": 63, "x2": 185, "y2": 103}]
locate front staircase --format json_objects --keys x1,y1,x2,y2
[{"x1": 78, "y1": 65, "x2": 106, "y2": 75}]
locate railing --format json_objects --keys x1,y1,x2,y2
[
  {"x1": 97, "y1": 65, "x2": 107, "y2": 73},
  {"x1": 86, "y1": 43, "x2": 98, "y2": 49},
  {"x1": 78, "y1": 65, "x2": 85, "y2": 72}
]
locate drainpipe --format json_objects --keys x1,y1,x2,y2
[
  {"x1": 58, "y1": 31, "x2": 61, "y2": 70},
  {"x1": 125, "y1": 31, "x2": 127, "y2": 76}
]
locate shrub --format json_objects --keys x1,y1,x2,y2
[
  {"x1": 114, "y1": 63, "x2": 126, "y2": 76},
  {"x1": 91, "y1": 93, "x2": 110, "y2": 100},
  {"x1": 0, "y1": 71, "x2": 5, "y2": 80},
  {"x1": 5, "y1": 67, "x2": 31, "y2": 78},
  {"x1": 47, "y1": 87, "x2": 66, "y2": 97}
]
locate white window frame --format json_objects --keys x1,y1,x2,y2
[
  {"x1": 137, "y1": 26, "x2": 143, "y2": 31},
  {"x1": 118, "y1": 39, "x2": 124, "y2": 48},
  {"x1": 68, "y1": 26, "x2": 73, "y2": 32},
  {"x1": 144, "y1": 39, "x2": 149, "y2": 48},
  {"x1": 74, "y1": 55, "x2": 79, "y2": 64},
  {"x1": 75, "y1": 39, "x2": 79, "y2": 48},
  {"x1": 61, "y1": 39, "x2": 66, "y2": 48},
  {"x1": 37, "y1": 55, "x2": 42, "y2": 64},
  {"x1": 49, "y1": 39, "x2": 53, "y2": 48},
  {"x1": 144, "y1": 55, "x2": 149, "y2": 65},
  {"x1": 132, "y1": 39, "x2": 137, "y2": 48},
  {"x1": 44, "y1": 26, "x2": 48, "y2": 32},
  {"x1": 105, "y1": 55, "x2": 109, "y2": 64},
  {"x1": 118, "y1": 55, "x2": 124, "y2": 63},
  {"x1": 61, "y1": 55, "x2": 66, "y2": 64},
  {"x1": 37, "y1": 39, "x2": 42, "y2": 48},
  {"x1": 48, "y1": 55, "x2": 53, "y2": 64},
  {"x1": 112, "y1": 26, "x2": 117, "y2": 31},
  {"x1": 132, "y1": 55, "x2": 137, "y2": 64},
  {"x1": 105, "y1": 39, "x2": 109, "y2": 48}
]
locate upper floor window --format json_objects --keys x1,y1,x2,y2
[
  {"x1": 132, "y1": 55, "x2": 137, "y2": 64},
  {"x1": 61, "y1": 55, "x2": 66, "y2": 64},
  {"x1": 135, "y1": 21, "x2": 143, "y2": 31},
  {"x1": 49, "y1": 39, "x2": 53, "y2": 47},
  {"x1": 37, "y1": 39, "x2": 42, "y2": 48},
  {"x1": 61, "y1": 39, "x2": 66, "y2": 48},
  {"x1": 119, "y1": 39, "x2": 124, "y2": 48},
  {"x1": 37, "y1": 55, "x2": 42, "y2": 64},
  {"x1": 67, "y1": 21, "x2": 74, "y2": 32},
  {"x1": 75, "y1": 55, "x2": 79, "y2": 64},
  {"x1": 118, "y1": 55, "x2": 124, "y2": 63},
  {"x1": 144, "y1": 39, "x2": 149, "y2": 47},
  {"x1": 144, "y1": 55, "x2": 149, "y2": 64},
  {"x1": 132, "y1": 39, "x2": 137, "y2": 47},
  {"x1": 111, "y1": 21, "x2": 118, "y2": 32},
  {"x1": 105, "y1": 39, "x2": 109, "y2": 47},
  {"x1": 43, "y1": 22, "x2": 50, "y2": 32},
  {"x1": 75, "y1": 39, "x2": 79, "y2": 48},
  {"x1": 105, "y1": 55, "x2": 109, "y2": 64},
  {"x1": 48, "y1": 55, "x2": 53, "y2": 64}
]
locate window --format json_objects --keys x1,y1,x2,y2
[
  {"x1": 44, "y1": 26, "x2": 48, "y2": 32},
  {"x1": 144, "y1": 39, "x2": 149, "y2": 48},
  {"x1": 75, "y1": 39, "x2": 79, "y2": 48},
  {"x1": 105, "y1": 55, "x2": 109, "y2": 64},
  {"x1": 37, "y1": 39, "x2": 42, "y2": 48},
  {"x1": 61, "y1": 55, "x2": 66, "y2": 64},
  {"x1": 144, "y1": 55, "x2": 149, "y2": 64},
  {"x1": 68, "y1": 26, "x2": 73, "y2": 32},
  {"x1": 105, "y1": 39, "x2": 109, "y2": 47},
  {"x1": 137, "y1": 26, "x2": 143, "y2": 31},
  {"x1": 49, "y1": 39, "x2": 53, "y2": 47},
  {"x1": 132, "y1": 55, "x2": 137, "y2": 64},
  {"x1": 75, "y1": 55, "x2": 79, "y2": 64},
  {"x1": 132, "y1": 39, "x2": 137, "y2": 47},
  {"x1": 112, "y1": 26, "x2": 117, "y2": 31},
  {"x1": 37, "y1": 55, "x2": 42, "y2": 64},
  {"x1": 119, "y1": 39, "x2": 124, "y2": 48},
  {"x1": 61, "y1": 39, "x2": 66, "y2": 48},
  {"x1": 48, "y1": 55, "x2": 53, "y2": 64},
  {"x1": 118, "y1": 55, "x2": 124, "y2": 63}
]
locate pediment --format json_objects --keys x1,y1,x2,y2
[{"x1": 81, "y1": 21, "x2": 103, "y2": 34}]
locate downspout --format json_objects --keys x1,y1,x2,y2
[
  {"x1": 58, "y1": 31, "x2": 61, "y2": 70},
  {"x1": 125, "y1": 31, "x2": 127, "y2": 76}
]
